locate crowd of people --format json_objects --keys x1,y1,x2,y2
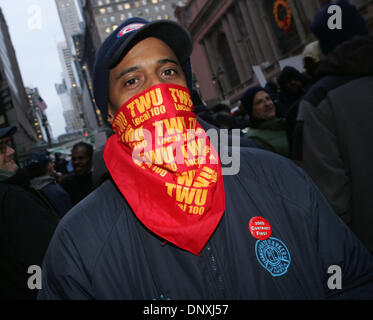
[
  {"x1": 1, "y1": 0, "x2": 373, "y2": 300},
  {"x1": 0, "y1": 134, "x2": 100, "y2": 299},
  {"x1": 193, "y1": 43, "x2": 322, "y2": 159}
]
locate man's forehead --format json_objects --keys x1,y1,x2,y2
[
  {"x1": 254, "y1": 91, "x2": 268, "y2": 101},
  {"x1": 72, "y1": 146, "x2": 90, "y2": 155},
  {"x1": 119, "y1": 37, "x2": 177, "y2": 63}
]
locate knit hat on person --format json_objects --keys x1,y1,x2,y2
[
  {"x1": 240, "y1": 86, "x2": 266, "y2": 117},
  {"x1": 310, "y1": 0, "x2": 369, "y2": 55},
  {"x1": 277, "y1": 66, "x2": 302, "y2": 90},
  {"x1": 93, "y1": 17, "x2": 193, "y2": 121},
  {"x1": 302, "y1": 41, "x2": 323, "y2": 64}
]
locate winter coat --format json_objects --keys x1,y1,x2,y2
[
  {"x1": 295, "y1": 35, "x2": 373, "y2": 251},
  {"x1": 38, "y1": 148, "x2": 373, "y2": 300},
  {"x1": 242, "y1": 119, "x2": 289, "y2": 157},
  {"x1": 0, "y1": 181, "x2": 59, "y2": 299}
]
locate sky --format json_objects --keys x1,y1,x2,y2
[{"x1": 0, "y1": 0, "x2": 69, "y2": 137}]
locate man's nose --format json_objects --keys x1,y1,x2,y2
[
  {"x1": 146, "y1": 73, "x2": 164, "y2": 89},
  {"x1": 265, "y1": 98, "x2": 273, "y2": 107}
]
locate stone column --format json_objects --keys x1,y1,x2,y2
[
  {"x1": 288, "y1": 0, "x2": 307, "y2": 43},
  {"x1": 246, "y1": 0, "x2": 278, "y2": 62},
  {"x1": 298, "y1": 0, "x2": 320, "y2": 23},
  {"x1": 202, "y1": 35, "x2": 231, "y2": 94},
  {"x1": 225, "y1": 11, "x2": 251, "y2": 81},
  {"x1": 238, "y1": 0, "x2": 262, "y2": 64}
]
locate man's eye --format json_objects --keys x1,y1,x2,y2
[
  {"x1": 124, "y1": 78, "x2": 138, "y2": 87},
  {"x1": 162, "y1": 69, "x2": 177, "y2": 77}
]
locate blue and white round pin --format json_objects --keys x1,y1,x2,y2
[{"x1": 255, "y1": 237, "x2": 291, "y2": 277}]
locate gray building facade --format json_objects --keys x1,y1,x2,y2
[
  {"x1": 175, "y1": 0, "x2": 373, "y2": 106},
  {"x1": 0, "y1": 8, "x2": 39, "y2": 161}
]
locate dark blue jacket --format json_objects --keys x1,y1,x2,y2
[
  {"x1": 41, "y1": 183, "x2": 73, "y2": 218},
  {"x1": 38, "y1": 148, "x2": 373, "y2": 299}
]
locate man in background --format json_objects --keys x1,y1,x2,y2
[
  {"x1": 61, "y1": 142, "x2": 94, "y2": 205},
  {"x1": 0, "y1": 126, "x2": 58, "y2": 299}
]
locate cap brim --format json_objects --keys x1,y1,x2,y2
[
  {"x1": 110, "y1": 20, "x2": 193, "y2": 68},
  {"x1": 0, "y1": 126, "x2": 17, "y2": 138}
]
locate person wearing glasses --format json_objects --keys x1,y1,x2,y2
[{"x1": 0, "y1": 126, "x2": 59, "y2": 299}]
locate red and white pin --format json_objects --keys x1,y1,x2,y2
[{"x1": 248, "y1": 216, "x2": 272, "y2": 240}]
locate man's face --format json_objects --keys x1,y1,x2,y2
[
  {"x1": 252, "y1": 91, "x2": 276, "y2": 121},
  {"x1": 283, "y1": 77, "x2": 303, "y2": 97},
  {"x1": 304, "y1": 57, "x2": 318, "y2": 76},
  {"x1": 108, "y1": 37, "x2": 187, "y2": 121},
  {"x1": 0, "y1": 137, "x2": 18, "y2": 173},
  {"x1": 72, "y1": 146, "x2": 92, "y2": 176}
]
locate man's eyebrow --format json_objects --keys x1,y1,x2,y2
[
  {"x1": 116, "y1": 66, "x2": 140, "y2": 81},
  {"x1": 157, "y1": 58, "x2": 180, "y2": 66},
  {"x1": 116, "y1": 58, "x2": 180, "y2": 81}
]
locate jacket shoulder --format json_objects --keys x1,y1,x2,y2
[
  {"x1": 236, "y1": 148, "x2": 312, "y2": 210},
  {"x1": 60, "y1": 179, "x2": 125, "y2": 233},
  {"x1": 302, "y1": 75, "x2": 358, "y2": 107},
  {"x1": 56, "y1": 180, "x2": 128, "y2": 266}
]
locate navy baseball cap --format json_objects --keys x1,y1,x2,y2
[
  {"x1": 0, "y1": 126, "x2": 17, "y2": 139},
  {"x1": 93, "y1": 17, "x2": 193, "y2": 121},
  {"x1": 27, "y1": 151, "x2": 51, "y2": 169}
]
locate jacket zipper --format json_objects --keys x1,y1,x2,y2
[{"x1": 206, "y1": 245, "x2": 226, "y2": 298}]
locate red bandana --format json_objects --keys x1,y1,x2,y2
[{"x1": 104, "y1": 83, "x2": 225, "y2": 255}]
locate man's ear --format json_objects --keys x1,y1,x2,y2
[{"x1": 107, "y1": 103, "x2": 115, "y2": 125}]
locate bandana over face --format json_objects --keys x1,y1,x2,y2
[{"x1": 104, "y1": 83, "x2": 225, "y2": 255}]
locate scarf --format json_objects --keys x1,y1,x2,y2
[{"x1": 104, "y1": 83, "x2": 225, "y2": 255}]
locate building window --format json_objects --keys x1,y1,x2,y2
[
  {"x1": 124, "y1": 2, "x2": 131, "y2": 9},
  {"x1": 99, "y1": 8, "x2": 106, "y2": 14},
  {"x1": 97, "y1": 0, "x2": 103, "y2": 6},
  {"x1": 107, "y1": 6, "x2": 113, "y2": 13},
  {"x1": 117, "y1": 4, "x2": 123, "y2": 10},
  {"x1": 142, "y1": 0, "x2": 147, "y2": 4},
  {"x1": 152, "y1": 0, "x2": 158, "y2": 3}
]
